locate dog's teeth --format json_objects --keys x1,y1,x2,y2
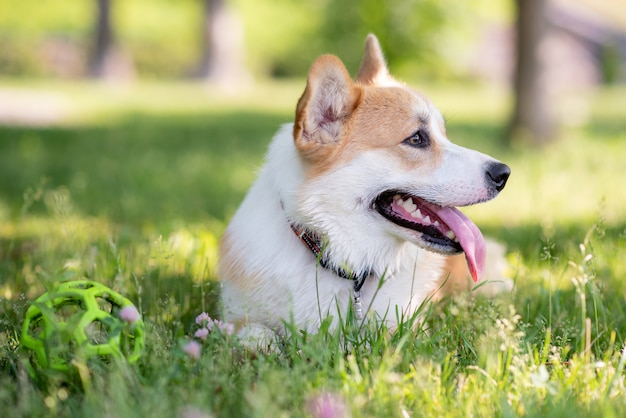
[
  {"x1": 411, "y1": 209, "x2": 423, "y2": 219},
  {"x1": 445, "y1": 230, "x2": 456, "y2": 240},
  {"x1": 423, "y1": 216, "x2": 431, "y2": 225},
  {"x1": 399, "y1": 199, "x2": 412, "y2": 213},
  {"x1": 433, "y1": 221, "x2": 440, "y2": 227},
  {"x1": 393, "y1": 194, "x2": 401, "y2": 201},
  {"x1": 404, "y1": 200, "x2": 417, "y2": 213}
]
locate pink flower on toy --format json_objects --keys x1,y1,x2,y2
[{"x1": 119, "y1": 305, "x2": 140, "y2": 323}]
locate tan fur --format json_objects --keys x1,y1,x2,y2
[
  {"x1": 355, "y1": 35, "x2": 391, "y2": 85},
  {"x1": 295, "y1": 68, "x2": 443, "y2": 180},
  {"x1": 437, "y1": 254, "x2": 475, "y2": 298},
  {"x1": 293, "y1": 55, "x2": 362, "y2": 162}
]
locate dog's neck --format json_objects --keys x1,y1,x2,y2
[{"x1": 286, "y1": 219, "x2": 371, "y2": 292}]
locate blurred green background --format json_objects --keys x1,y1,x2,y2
[
  {"x1": 1, "y1": 3, "x2": 626, "y2": 416},
  {"x1": 0, "y1": 0, "x2": 512, "y2": 79}
]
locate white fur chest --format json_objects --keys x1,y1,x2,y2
[{"x1": 219, "y1": 126, "x2": 445, "y2": 334}]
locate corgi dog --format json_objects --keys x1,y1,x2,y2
[{"x1": 219, "y1": 35, "x2": 510, "y2": 340}]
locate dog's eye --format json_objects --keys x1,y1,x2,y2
[{"x1": 403, "y1": 129, "x2": 430, "y2": 148}]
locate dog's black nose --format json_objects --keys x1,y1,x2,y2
[{"x1": 486, "y1": 162, "x2": 510, "y2": 192}]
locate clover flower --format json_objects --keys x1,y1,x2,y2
[
  {"x1": 307, "y1": 392, "x2": 349, "y2": 418},
  {"x1": 183, "y1": 340, "x2": 202, "y2": 360},
  {"x1": 195, "y1": 312, "x2": 211, "y2": 327},
  {"x1": 216, "y1": 321, "x2": 234, "y2": 336},
  {"x1": 119, "y1": 305, "x2": 140, "y2": 323},
  {"x1": 194, "y1": 327, "x2": 210, "y2": 341},
  {"x1": 193, "y1": 312, "x2": 235, "y2": 339}
]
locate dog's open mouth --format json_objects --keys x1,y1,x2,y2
[{"x1": 374, "y1": 191, "x2": 486, "y2": 281}]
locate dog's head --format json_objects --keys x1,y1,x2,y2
[{"x1": 291, "y1": 35, "x2": 510, "y2": 282}]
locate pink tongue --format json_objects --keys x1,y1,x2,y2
[{"x1": 435, "y1": 206, "x2": 486, "y2": 282}]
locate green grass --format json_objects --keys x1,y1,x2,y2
[{"x1": 1, "y1": 80, "x2": 625, "y2": 417}]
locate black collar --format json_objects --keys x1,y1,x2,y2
[{"x1": 287, "y1": 221, "x2": 370, "y2": 292}]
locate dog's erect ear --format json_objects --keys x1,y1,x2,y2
[
  {"x1": 294, "y1": 54, "x2": 360, "y2": 156},
  {"x1": 356, "y1": 34, "x2": 392, "y2": 85}
]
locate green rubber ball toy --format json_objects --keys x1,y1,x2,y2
[{"x1": 21, "y1": 280, "x2": 145, "y2": 374}]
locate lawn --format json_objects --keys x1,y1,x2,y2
[{"x1": 0, "y1": 80, "x2": 625, "y2": 417}]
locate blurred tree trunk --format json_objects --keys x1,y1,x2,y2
[
  {"x1": 509, "y1": 0, "x2": 556, "y2": 145},
  {"x1": 89, "y1": 0, "x2": 134, "y2": 79},
  {"x1": 198, "y1": 0, "x2": 248, "y2": 85},
  {"x1": 89, "y1": 0, "x2": 113, "y2": 77}
]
